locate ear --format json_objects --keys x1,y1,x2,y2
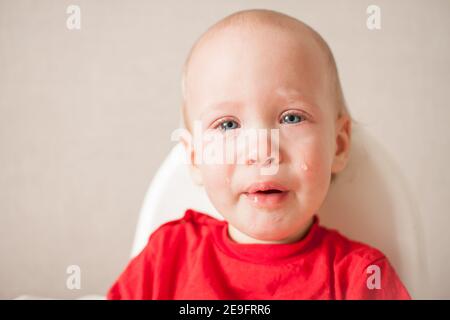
[
  {"x1": 331, "y1": 114, "x2": 352, "y2": 174},
  {"x1": 180, "y1": 134, "x2": 204, "y2": 186}
]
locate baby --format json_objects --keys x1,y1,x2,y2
[{"x1": 107, "y1": 9, "x2": 410, "y2": 299}]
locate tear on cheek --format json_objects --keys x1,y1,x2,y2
[
  {"x1": 301, "y1": 162, "x2": 309, "y2": 171},
  {"x1": 300, "y1": 156, "x2": 311, "y2": 172}
]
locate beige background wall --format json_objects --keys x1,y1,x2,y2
[{"x1": 0, "y1": 0, "x2": 449, "y2": 299}]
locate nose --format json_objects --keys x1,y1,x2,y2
[
  {"x1": 246, "y1": 155, "x2": 276, "y2": 166},
  {"x1": 243, "y1": 128, "x2": 280, "y2": 168}
]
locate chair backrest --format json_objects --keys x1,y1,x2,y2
[
  {"x1": 131, "y1": 127, "x2": 426, "y2": 298},
  {"x1": 131, "y1": 143, "x2": 222, "y2": 257}
]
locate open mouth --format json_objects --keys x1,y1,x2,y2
[
  {"x1": 243, "y1": 183, "x2": 289, "y2": 209},
  {"x1": 244, "y1": 181, "x2": 287, "y2": 195},
  {"x1": 255, "y1": 189, "x2": 283, "y2": 194}
]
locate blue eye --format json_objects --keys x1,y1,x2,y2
[
  {"x1": 218, "y1": 120, "x2": 239, "y2": 131},
  {"x1": 281, "y1": 113, "x2": 305, "y2": 124}
]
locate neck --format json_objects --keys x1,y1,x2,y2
[{"x1": 227, "y1": 216, "x2": 315, "y2": 244}]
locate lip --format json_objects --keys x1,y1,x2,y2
[
  {"x1": 244, "y1": 181, "x2": 288, "y2": 194},
  {"x1": 242, "y1": 181, "x2": 289, "y2": 209}
]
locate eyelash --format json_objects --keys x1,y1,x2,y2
[
  {"x1": 279, "y1": 111, "x2": 308, "y2": 124},
  {"x1": 211, "y1": 110, "x2": 309, "y2": 131},
  {"x1": 212, "y1": 117, "x2": 239, "y2": 131}
]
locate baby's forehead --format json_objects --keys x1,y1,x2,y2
[
  {"x1": 191, "y1": 20, "x2": 328, "y2": 67},
  {"x1": 184, "y1": 19, "x2": 334, "y2": 96},
  {"x1": 182, "y1": 12, "x2": 342, "y2": 129},
  {"x1": 189, "y1": 33, "x2": 331, "y2": 98}
]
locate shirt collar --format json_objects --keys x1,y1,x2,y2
[{"x1": 212, "y1": 215, "x2": 321, "y2": 264}]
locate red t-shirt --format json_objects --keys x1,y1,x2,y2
[{"x1": 107, "y1": 209, "x2": 411, "y2": 300}]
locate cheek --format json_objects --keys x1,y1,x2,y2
[
  {"x1": 302, "y1": 139, "x2": 332, "y2": 175},
  {"x1": 301, "y1": 144, "x2": 332, "y2": 201},
  {"x1": 199, "y1": 164, "x2": 235, "y2": 198},
  {"x1": 284, "y1": 128, "x2": 334, "y2": 185},
  {"x1": 199, "y1": 163, "x2": 239, "y2": 217}
]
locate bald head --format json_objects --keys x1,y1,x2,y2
[{"x1": 181, "y1": 9, "x2": 348, "y2": 131}]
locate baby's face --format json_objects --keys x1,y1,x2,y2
[{"x1": 184, "y1": 25, "x2": 349, "y2": 243}]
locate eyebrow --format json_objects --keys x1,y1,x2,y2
[
  {"x1": 199, "y1": 88, "x2": 315, "y2": 120},
  {"x1": 199, "y1": 100, "x2": 241, "y2": 119},
  {"x1": 275, "y1": 87, "x2": 319, "y2": 110},
  {"x1": 275, "y1": 88, "x2": 304, "y2": 101}
]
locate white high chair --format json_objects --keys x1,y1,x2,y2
[{"x1": 131, "y1": 126, "x2": 427, "y2": 299}]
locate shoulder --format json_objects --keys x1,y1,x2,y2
[
  {"x1": 316, "y1": 224, "x2": 411, "y2": 299},
  {"x1": 107, "y1": 210, "x2": 221, "y2": 300},
  {"x1": 145, "y1": 209, "x2": 223, "y2": 251},
  {"x1": 316, "y1": 223, "x2": 386, "y2": 269}
]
